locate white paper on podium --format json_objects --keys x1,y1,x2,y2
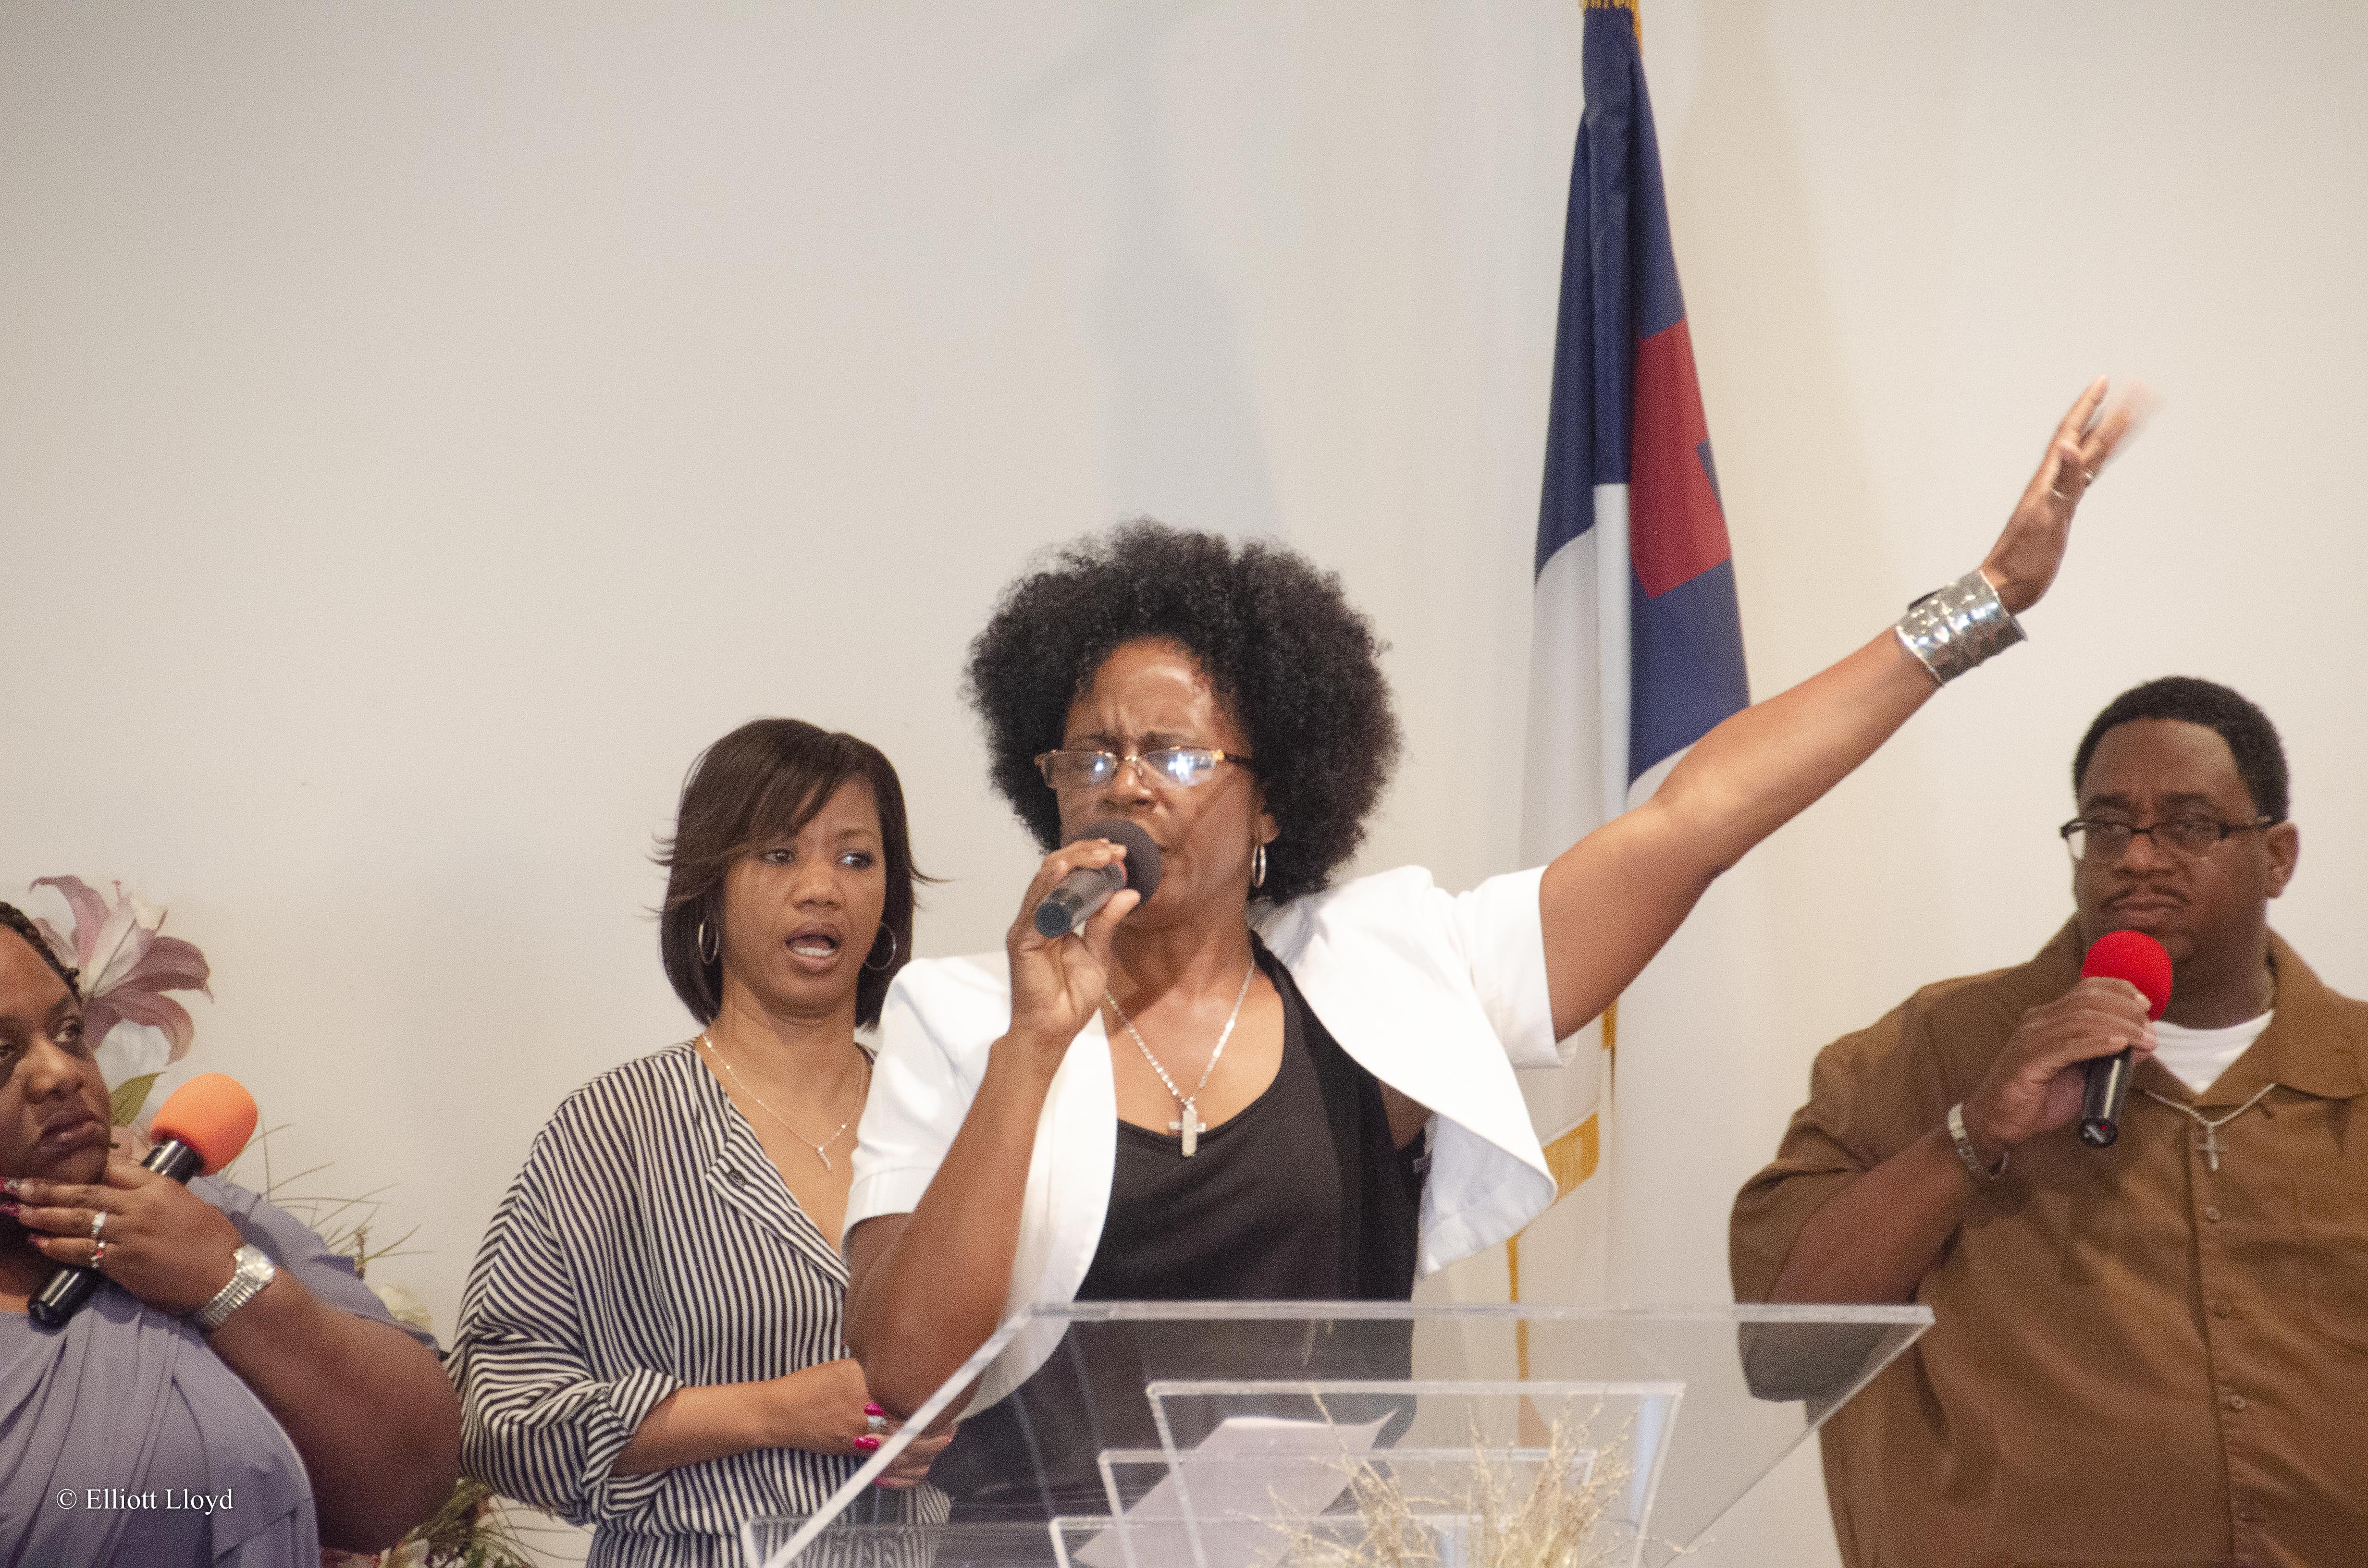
[{"x1": 1075, "y1": 1412, "x2": 1394, "y2": 1568}]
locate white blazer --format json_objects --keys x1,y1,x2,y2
[{"x1": 846, "y1": 864, "x2": 1570, "y2": 1410}]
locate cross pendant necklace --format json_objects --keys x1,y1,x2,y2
[
  {"x1": 1171, "y1": 1101, "x2": 1206, "y2": 1157},
  {"x1": 1106, "y1": 960, "x2": 1256, "y2": 1158},
  {"x1": 2139, "y1": 1081, "x2": 2277, "y2": 1173}
]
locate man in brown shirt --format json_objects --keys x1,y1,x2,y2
[{"x1": 1732, "y1": 677, "x2": 2368, "y2": 1568}]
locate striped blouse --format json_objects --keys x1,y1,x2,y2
[{"x1": 453, "y1": 1043, "x2": 935, "y2": 1568}]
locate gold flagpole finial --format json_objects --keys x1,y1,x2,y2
[{"x1": 1582, "y1": 0, "x2": 1641, "y2": 42}]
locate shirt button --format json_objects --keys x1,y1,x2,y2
[
  {"x1": 2204, "y1": 1206, "x2": 2223, "y2": 1222},
  {"x1": 2227, "y1": 1394, "x2": 2247, "y2": 1411}
]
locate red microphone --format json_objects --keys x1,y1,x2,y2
[
  {"x1": 2077, "y1": 932, "x2": 2171, "y2": 1148},
  {"x1": 28, "y1": 1074, "x2": 259, "y2": 1327}
]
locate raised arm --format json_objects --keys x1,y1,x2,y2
[{"x1": 1540, "y1": 380, "x2": 2134, "y2": 1038}]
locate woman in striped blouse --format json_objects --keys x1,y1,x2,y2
[{"x1": 455, "y1": 719, "x2": 950, "y2": 1568}]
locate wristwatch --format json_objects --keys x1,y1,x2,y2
[
  {"x1": 193, "y1": 1244, "x2": 278, "y2": 1332},
  {"x1": 1947, "y1": 1102, "x2": 2010, "y2": 1187}
]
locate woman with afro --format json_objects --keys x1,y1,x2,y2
[{"x1": 842, "y1": 382, "x2": 2133, "y2": 1516}]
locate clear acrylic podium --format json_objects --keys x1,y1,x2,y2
[{"x1": 744, "y1": 1302, "x2": 1927, "y2": 1568}]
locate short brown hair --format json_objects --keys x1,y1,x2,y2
[{"x1": 656, "y1": 720, "x2": 923, "y2": 1029}]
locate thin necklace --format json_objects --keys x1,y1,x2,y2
[
  {"x1": 697, "y1": 1031, "x2": 871, "y2": 1172},
  {"x1": 2139, "y1": 1081, "x2": 2277, "y2": 1174},
  {"x1": 1105, "y1": 960, "x2": 1255, "y2": 1158}
]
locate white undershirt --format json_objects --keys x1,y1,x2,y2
[{"x1": 2149, "y1": 1011, "x2": 2274, "y2": 1096}]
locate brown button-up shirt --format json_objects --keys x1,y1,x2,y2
[{"x1": 1731, "y1": 926, "x2": 2368, "y2": 1568}]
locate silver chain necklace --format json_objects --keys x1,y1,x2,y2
[
  {"x1": 1105, "y1": 961, "x2": 1256, "y2": 1157},
  {"x1": 697, "y1": 1031, "x2": 871, "y2": 1172},
  {"x1": 2139, "y1": 1081, "x2": 2277, "y2": 1173}
]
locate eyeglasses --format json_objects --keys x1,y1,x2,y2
[
  {"x1": 1035, "y1": 747, "x2": 1256, "y2": 792},
  {"x1": 2059, "y1": 814, "x2": 2274, "y2": 863}
]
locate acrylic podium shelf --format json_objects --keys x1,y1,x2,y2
[{"x1": 743, "y1": 1302, "x2": 1928, "y2": 1568}]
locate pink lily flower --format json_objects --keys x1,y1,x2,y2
[{"x1": 29, "y1": 875, "x2": 213, "y2": 1064}]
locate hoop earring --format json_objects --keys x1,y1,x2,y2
[
  {"x1": 863, "y1": 928, "x2": 900, "y2": 972},
  {"x1": 696, "y1": 918, "x2": 720, "y2": 966},
  {"x1": 1250, "y1": 841, "x2": 1268, "y2": 891}
]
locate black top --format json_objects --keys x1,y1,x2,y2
[
  {"x1": 935, "y1": 938, "x2": 1427, "y2": 1519},
  {"x1": 1076, "y1": 936, "x2": 1425, "y2": 1301}
]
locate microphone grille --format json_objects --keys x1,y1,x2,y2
[
  {"x1": 1067, "y1": 818, "x2": 1164, "y2": 903},
  {"x1": 147, "y1": 1073, "x2": 259, "y2": 1176},
  {"x1": 2081, "y1": 931, "x2": 2174, "y2": 1020}
]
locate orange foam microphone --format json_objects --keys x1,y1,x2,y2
[{"x1": 29, "y1": 1073, "x2": 259, "y2": 1327}]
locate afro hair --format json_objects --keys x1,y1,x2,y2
[{"x1": 965, "y1": 521, "x2": 1401, "y2": 904}]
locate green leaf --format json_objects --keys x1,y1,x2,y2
[{"x1": 110, "y1": 1073, "x2": 160, "y2": 1127}]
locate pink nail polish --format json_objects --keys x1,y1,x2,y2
[
  {"x1": 864, "y1": 1402, "x2": 886, "y2": 1417},
  {"x1": 854, "y1": 1435, "x2": 881, "y2": 1452},
  {"x1": 0, "y1": 1202, "x2": 20, "y2": 1219}
]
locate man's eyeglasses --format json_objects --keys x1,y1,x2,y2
[
  {"x1": 1035, "y1": 747, "x2": 1255, "y2": 792},
  {"x1": 2059, "y1": 815, "x2": 2274, "y2": 863}
]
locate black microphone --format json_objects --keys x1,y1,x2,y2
[
  {"x1": 1032, "y1": 818, "x2": 1164, "y2": 939},
  {"x1": 2079, "y1": 1053, "x2": 2141, "y2": 1150},
  {"x1": 30, "y1": 1073, "x2": 257, "y2": 1328},
  {"x1": 2075, "y1": 931, "x2": 2172, "y2": 1150}
]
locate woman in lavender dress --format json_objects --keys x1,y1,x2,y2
[{"x1": 0, "y1": 902, "x2": 460, "y2": 1565}]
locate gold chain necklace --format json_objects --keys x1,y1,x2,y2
[
  {"x1": 2139, "y1": 1081, "x2": 2276, "y2": 1174},
  {"x1": 697, "y1": 1031, "x2": 872, "y2": 1172},
  {"x1": 1104, "y1": 961, "x2": 1255, "y2": 1158}
]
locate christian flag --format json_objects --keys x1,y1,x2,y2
[{"x1": 1516, "y1": 0, "x2": 1749, "y2": 1206}]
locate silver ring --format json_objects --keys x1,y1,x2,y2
[
  {"x1": 866, "y1": 1412, "x2": 889, "y2": 1435},
  {"x1": 2048, "y1": 483, "x2": 2069, "y2": 500},
  {"x1": 92, "y1": 1238, "x2": 107, "y2": 1267},
  {"x1": 2083, "y1": 467, "x2": 2098, "y2": 484},
  {"x1": 89, "y1": 1211, "x2": 106, "y2": 1240}
]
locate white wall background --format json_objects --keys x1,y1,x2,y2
[{"x1": 5, "y1": 4, "x2": 2365, "y2": 1563}]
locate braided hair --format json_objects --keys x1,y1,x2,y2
[{"x1": 0, "y1": 902, "x2": 82, "y2": 999}]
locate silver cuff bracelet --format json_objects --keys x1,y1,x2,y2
[{"x1": 1895, "y1": 569, "x2": 2025, "y2": 686}]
